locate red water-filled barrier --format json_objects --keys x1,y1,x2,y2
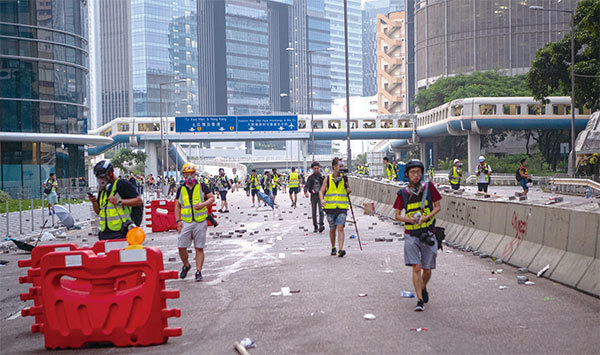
[
  {"x1": 145, "y1": 199, "x2": 217, "y2": 232},
  {"x1": 18, "y1": 239, "x2": 181, "y2": 349}
]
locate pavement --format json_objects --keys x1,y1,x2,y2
[{"x1": 0, "y1": 189, "x2": 599, "y2": 354}]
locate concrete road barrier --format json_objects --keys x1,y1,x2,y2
[{"x1": 348, "y1": 177, "x2": 600, "y2": 297}]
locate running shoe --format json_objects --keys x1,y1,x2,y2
[
  {"x1": 337, "y1": 249, "x2": 346, "y2": 257},
  {"x1": 180, "y1": 264, "x2": 191, "y2": 279},
  {"x1": 414, "y1": 300, "x2": 424, "y2": 312},
  {"x1": 195, "y1": 271, "x2": 203, "y2": 282},
  {"x1": 422, "y1": 288, "x2": 429, "y2": 304},
  {"x1": 330, "y1": 247, "x2": 337, "y2": 256}
]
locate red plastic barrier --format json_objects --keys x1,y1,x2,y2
[
  {"x1": 19, "y1": 239, "x2": 130, "y2": 333},
  {"x1": 38, "y1": 247, "x2": 181, "y2": 349},
  {"x1": 146, "y1": 200, "x2": 217, "y2": 232}
]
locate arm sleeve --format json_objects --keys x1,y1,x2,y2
[
  {"x1": 117, "y1": 179, "x2": 139, "y2": 199},
  {"x1": 201, "y1": 183, "x2": 211, "y2": 195},
  {"x1": 393, "y1": 194, "x2": 404, "y2": 210},
  {"x1": 429, "y1": 182, "x2": 442, "y2": 202}
]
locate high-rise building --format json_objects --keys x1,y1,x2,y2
[
  {"x1": 377, "y1": 11, "x2": 407, "y2": 115},
  {"x1": 414, "y1": 0, "x2": 579, "y2": 90},
  {"x1": 0, "y1": 0, "x2": 89, "y2": 194},
  {"x1": 324, "y1": 0, "x2": 363, "y2": 99},
  {"x1": 362, "y1": 0, "x2": 403, "y2": 97},
  {"x1": 89, "y1": 0, "x2": 133, "y2": 128},
  {"x1": 131, "y1": 0, "x2": 198, "y2": 118},
  {"x1": 198, "y1": 0, "x2": 290, "y2": 115}
]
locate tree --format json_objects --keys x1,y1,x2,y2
[
  {"x1": 527, "y1": 0, "x2": 600, "y2": 111},
  {"x1": 111, "y1": 148, "x2": 147, "y2": 175},
  {"x1": 532, "y1": 129, "x2": 571, "y2": 171},
  {"x1": 356, "y1": 153, "x2": 366, "y2": 166},
  {"x1": 414, "y1": 71, "x2": 532, "y2": 112}
]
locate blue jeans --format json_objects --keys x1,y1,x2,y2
[{"x1": 520, "y1": 178, "x2": 529, "y2": 191}]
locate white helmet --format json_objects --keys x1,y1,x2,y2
[
  {"x1": 453, "y1": 158, "x2": 460, "y2": 164},
  {"x1": 479, "y1": 155, "x2": 485, "y2": 162}
]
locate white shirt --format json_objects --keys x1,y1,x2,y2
[{"x1": 476, "y1": 164, "x2": 492, "y2": 184}]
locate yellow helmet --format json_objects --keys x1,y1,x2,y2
[{"x1": 182, "y1": 163, "x2": 196, "y2": 174}]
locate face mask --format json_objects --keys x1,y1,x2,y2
[
  {"x1": 186, "y1": 176, "x2": 196, "y2": 185},
  {"x1": 97, "y1": 177, "x2": 108, "y2": 190}
]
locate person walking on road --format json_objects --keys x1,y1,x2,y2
[
  {"x1": 272, "y1": 168, "x2": 280, "y2": 205},
  {"x1": 449, "y1": 159, "x2": 462, "y2": 190},
  {"x1": 476, "y1": 156, "x2": 492, "y2": 193},
  {"x1": 44, "y1": 173, "x2": 58, "y2": 215},
  {"x1": 175, "y1": 163, "x2": 215, "y2": 282},
  {"x1": 518, "y1": 158, "x2": 531, "y2": 197},
  {"x1": 305, "y1": 161, "x2": 325, "y2": 233},
  {"x1": 393, "y1": 159, "x2": 442, "y2": 312},
  {"x1": 319, "y1": 158, "x2": 351, "y2": 257},
  {"x1": 288, "y1": 167, "x2": 300, "y2": 208},
  {"x1": 262, "y1": 171, "x2": 273, "y2": 200},
  {"x1": 89, "y1": 160, "x2": 143, "y2": 240},
  {"x1": 216, "y1": 168, "x2": 232, "y2": 213},
  {"x1": 249, "y1": 169, "x2": 261, "y2": 207},
  {"x1": 384, "y1": 157, "x2": 397, "y2": 181}
]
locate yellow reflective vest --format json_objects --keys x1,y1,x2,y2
[
  {"x1": 404, "y1": 197, "x2": 435, "y2": 231},
  {"x1": 449, "y1": 166, "x2": 461, "y2": 185},
  {"x1": 386, "y1": 163, "x2": 396, "y2": 180},
  {"x1": 179, "y1": 183, "x2": 208, "y2": 223},
  {"x1": 323, "y1": 174, "x2": 349, "y2": 210},
  {"x1": 289, "y1": 172, "x2": 299, "y2": 188},
  {"x1": 249, "y1": 175, "x2": 260, "y2": 190},
  {"x1": 99, "y1": 178, "x2": 132, "y2": 232}
]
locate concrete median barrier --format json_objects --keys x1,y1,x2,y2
[{"x1": 349, "y1": 177, "x2": 600, "y2": 297}]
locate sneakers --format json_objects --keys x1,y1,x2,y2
[
  {"x1": 422, "y1": 288, "x2": 429, "y2": 304},
  {"x1": 218, "y1": 209, "x2": 223, "y2": 213},
  {"x1": 180, "y1": 264, "x2": 191, "y2": 279},
  {"x1": 291, "y1": 202, "x2": 295, "y2": 208},
  {"x1": 252, "y1": 203, "x2": 255, "y2": 207},
  {"x1": 195, "y1": 271, "x2": 203, "y2": 282},
  {"x1": 313, "y1": 227, "x2": 318, "y2": 233},
  {"x1": 330, "y1": 247, "x2": 337, "y2": 256},
  {"x1": 414, "y1": 300, "x2": 424, "y2": 312},
  {"x1": 337, "y1": 249, "x2": 346, "y2": 258},
  {"x1": 224, "y1": 210, "x2": 229, "y2": 213},
  {"x1": 318, "y1": 225, "x2": 325, "y2": 233}
]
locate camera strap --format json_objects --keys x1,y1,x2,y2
[{"x1": 420, "y1": 182, "x2": 429, "y2": 212}]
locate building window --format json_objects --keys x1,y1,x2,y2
[
  {"x1": 452, "y1": 105, "x2": 462, "y2": 116},
  {"x1": 503, "y1": 104, "x2": 521, "y2": 115},
  {"x1": 479, "y1": 104, "x2": 496, "y2": 115},
  {"x1": 527, "y1": 104, "x2": 545, "y2": 115}
]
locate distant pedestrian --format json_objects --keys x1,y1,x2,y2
[
  {"x1": 476, "y1": 156, "x2": 492, "y2": 193},
  {"x1": 319, "y1": 158, "x2": 351, "y2": 257},
  {"x1": 305, "y1": 161, "x2": 325, "y2": 233},
  {"x1": 394, "y1": 159, "x2": 442, "y2": 312},
  {"x1": 517, "y1": 158, "x2": 531, "y2": 196},
  {"x1": 249, "y1": 169, "x2": 261, "y2": 207},
  {"x1": 216, "y1": 168, "x2": 232, "y2": 213},
  {"x1": 383, "y1": 157, "x2": 397, "y2": 181},
  {"x1": 272, "y1": 168, "x2": 280, "y2": 205},
  {"x1": 44, "y1": 173, "x2": 58, "y2": 215},
  {"x1": 448, "y1": 159, "x2": 462, "y2": 190},
  {"x1": 288, "y1": 167, "x2": 300, "y2": 208}
]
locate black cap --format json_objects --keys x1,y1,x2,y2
[{"x1": 93, "y1": 160, "x2": 113, "y2": 177}]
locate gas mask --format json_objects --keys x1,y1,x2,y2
[
  {"x1": 186, "y1": 176, "x2": 196, "y2": 185},
  {"x1": 96, "y1": 177, "x2": 109, "y2": 191}
]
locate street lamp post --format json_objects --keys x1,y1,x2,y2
[
  {"x1": 159, "y1": 79, "x2": 186, "y2": 179},
  {"x1": 530, "y1": 5, "x2": 576, "y2": 177},
  {"x1": 343, "y1": 0, "x2": 351, "y2": 171},
  {"x1": 286, "y1": 47, "x2": 334, "y2": 162}
]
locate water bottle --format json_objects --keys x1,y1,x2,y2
[
  {"x1": 401, "y1": 290, "x2": 415, "y2": 298},
  {"x1": 350, "y1": 234, "x2": 357, "y2": 239},
  {"x1": 585, "y1": 187, "x2": 592, "y2": 199}
]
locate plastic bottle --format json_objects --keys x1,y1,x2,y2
[
  {"x1": 401, "y1": 291, "x2": 415, "y2": 298},
  {"x1": 585, "y1": 187, "x2": 592, "y2": 199}
]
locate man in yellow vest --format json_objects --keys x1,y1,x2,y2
[
  {"x1": 249, "y1": 169, "x2": 261, "y2": 207},
  {"x1": 383, "y1": 157, "x2": 397, "y2": 180},
  {"x1": 175, "y1": 163, "x2": 215, "y2": 281},
  {"x1": 89, "y1": 160, "x2": 142, "y2": 240},
  {"x1": 288, "y1": 167, "x2": 300, "y2": 208},
  {"x1": 393, "y1": 159, "x2": 442, "y2": 312},
  {"x1": 319, "y1": 158, "x2": 351, "y2": 257},
  {"x1": 448, "y1": 158, "x2": 462, "y2": 190},
  {"x1": 272, "y1": 168, "x2": 280, "y2": 205}
]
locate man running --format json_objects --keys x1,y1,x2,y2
[
  {"x1": 271, "y1": 168, "x2": 280, "y2": 205},
  {"x1": 249, "y1": 169, "x2": 261, "y2": 207},
  {"x1": 216, "y1": 168, "x2": 232, "y2": 213},
  {"x1": 175, "y1": 163, "x2": 215, "y2": 282},
  {"x1": 394, "y1": 159, "x2": 442, "y2": 312},
  {"x1": 305, "y1": 161, "x2": 325, "y2": 233},
  {"x1": 263, "y1": 171, "x2": 273, "y2": 199},
  {"x1": 288, "y1": 167, "x2": 300, "y2": 208},
  {"x1": 319, "y1": 158, "x2": 351, "y2": 257}
]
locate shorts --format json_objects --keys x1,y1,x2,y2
[
  {"x1": 477, "y1": 183, "x2": 489, "y2": 192},
  {"x1": 272, "y1": 188, "x2": 277, "y2": 196},
  {"x1": 450, "y1": 183, "x2": 460, "y2": 190},
  {"x1": 47, "y1": 191, "x2": 58, "y2": 204},
  {"x1": 520, "y1": 179, "x2": 529, "y2": 191},
  {"x1": 404, "y1": 233, "x2": 437, "y2": 269},
  {"x1": 251, "y1": 189, "x2": 259, "y2": 196},
  {"x1": 219, "y1": 190, "x2": 228, "y2": 200},
  {"x1": 289, "y1": 187, "x2": 299, "y2": 194},
  {"x1": 178, "y1": 221, "x2": 208, "y2": 249},
  {"x1": 326, "y1": 212, "x2": 347, "y2": 229}
]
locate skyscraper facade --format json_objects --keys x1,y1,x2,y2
[
  {"x1": 0, "y1": 0, "x2": 89, "y2": 194},
  {"x1": 324, "y1": 0, "x2": 363, "y2": 99},
  {"x1": 414, "y1": 0, "x2": 579, "y2": 89}
]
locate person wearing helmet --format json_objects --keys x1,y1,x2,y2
[
  {"x1": 383, "y1": 157, "x2": 397, "y2": 181},
  {"x1": 476, "y1": 155, "x2": 492, "y2": 193},
  {"x1": 448, "y1": 158, "x2": 462, "y2": 190},
  {"x1": 394, "y1": 159, "x2": 442, "y2": 312},
  {"x1": 216, "y1": 168, "x2": 232, "y2": 213},
  {"x1": 271, "y1": 168, "x2": 280, "y2": 205},
  {"x1": 89, "y1": 160, "x2": 142, "y2": 240},
  {"x1": 175, "y1": 163, "x2": 215, "y2": 281}
]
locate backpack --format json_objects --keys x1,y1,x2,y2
[
  {"x1": 399, "y1": 182, "x2": 445, "y2": 250},
  {"x1": 43, "y1": 180, "x2": 52, "y2": 194},
  {"x1": 515, "y1": 167, "x2": 522, "y2": 182}
]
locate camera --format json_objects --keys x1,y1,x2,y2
[
  {"x1": 409, "y1": 229, "x2": 435, "y2": 246},
  {"x1": 340, "y1": 168, "x2": 349, "y2": 174},
  {"x1": 121, "y1": 219, "x2": 135, "y2": 236},
  {"x1": 207, "y1": 213, "x2": 218, "y2": 227}
]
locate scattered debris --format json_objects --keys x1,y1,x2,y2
[
  {"x1": 517, "y1": 275, "x2": 528, "y2": 284},
  {"x1": 0, "y1": 260, "x2": 8, "y2": 265},
  {"x1": 499, "y1": 285, "x2": 508, "y2": 289},
  {"x1": 524, "y1": 281, "x2": 535, "y2": 286},
  {"x1": 517, "y1": 267, "x2": 528, "y2": 274},
  {"x1": 290, "y1": 290, "x2": 301, "y2": 294},
  {"x1": 168, "y1": 257, "x2": 176, "y2": 262},
  {"x1": 358, "y1": 293, "x2": 367, "y2": 297},
  {"x1": 281, "y1": 287, "x2": 292, "y2": 296},
  {"x1": 488, "y1": 277, "x2": 498, "y2": 281},
  {"x1": 240, "y1": 337, "x2": 256, "y2": 349},
  {"x1": 270, "y1": 292, "x2": 282, "y2": 296},
  {"x1": 363, "y1": 313, "x2": 376, "y2": 320},
  {"x1": 543, "y1": 297, "x2": 552, "y2": 301},
  {"x1": 410, "y1": 328, "x2": 428, "y2": 332},
  {"x1": 401, "y1": 291, "x2": 415, "y2": 298},
  {"x1": 494, "y1": 258, "x2": 504, "y2": 265},
  {"x1": 537, "y1": 264, "x2": 550, "y2": 277}
]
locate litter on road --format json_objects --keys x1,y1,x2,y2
[
  {"x1": 363, "y1": 313, "x2": 376, "y2": 320},
  {"x1": 537, "y1": 264, "x2": 550, "y2": 277},
  {"x1": 358, "y1": 293, "x2": 368, "y2": 297}
]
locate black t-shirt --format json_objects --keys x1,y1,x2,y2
[
  {"x1": 175, "y1": 183, "x2": 211, "y2": 203},
  {"x1": 98, "y1": 178, "x2": 141, "y2": 237}
]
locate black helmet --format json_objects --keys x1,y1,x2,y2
[
  {"x1": 404, "y1": 159, "x2": 424, "y2": 177},
  {"x1": 93, "y1": 160, "x2": 113, "y2": 177}
]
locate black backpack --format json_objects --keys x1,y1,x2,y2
[
  {"x1": 43, "y1": 180, "x2": 52, "y2": 194},
  {"x1": 515, "y1": 168, "x2": 522, "y2": 182}
]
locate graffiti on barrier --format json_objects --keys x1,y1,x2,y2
[{"x1": 502, "y1": 211, "x2": 528, "y2": 259}]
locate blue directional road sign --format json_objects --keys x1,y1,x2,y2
[
  {"x1": 236, "y1": 115, "x2": 297, "y2": 132},
  {"x1": 175, "y1": 116, "x2": 237, "y2": 133}
]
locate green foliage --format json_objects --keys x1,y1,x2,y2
[
  {"x1": 484, "y1": 153, "x2": 567, "y2": 175},
  {"x1": 355, "y1": 153, "x2": 367, "y2": 166},
  {"x1": 414, "y1": 71, "x2": 532, "y2": 112},
  {"x1": 527, "y1": 0, "x2": 600, "y2": 111},
  {"x1": 111, "y1": 148, "x2": 147, "y2": 174},
  {"x1": 0, "y1": 190, "x2": 10, "y2": 204}
]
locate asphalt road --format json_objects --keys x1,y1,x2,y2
[{"x1": 1, "y1": 189, "x2": 599, "y2": 354}]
